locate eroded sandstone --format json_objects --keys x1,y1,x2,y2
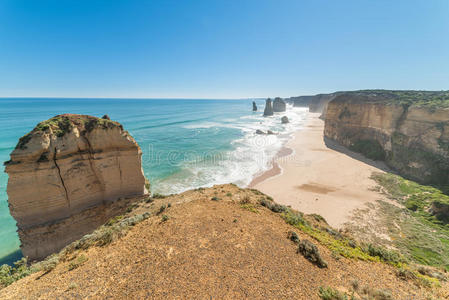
[{"x1": 4, "y1": 114, "x2": 147, "y2": 261}]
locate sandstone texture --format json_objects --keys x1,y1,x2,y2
[
  {"x1": 324, "y1": 91, "x2": 449, "y2": 185},
  {"x1": 263, "y1": 98, "x2": 273, "y2": 116},
  {"x1": 4, "y1": 114, "x2": 147, "y2": 261},
  {"x1": 272, "y1": 97, "x2": 286, "y2": 112}
]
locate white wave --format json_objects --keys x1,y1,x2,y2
[{"x1": 154, "y1": 106, "x2": 308, "y2": 194}]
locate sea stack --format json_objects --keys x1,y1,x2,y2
[
  {"x1": 4, "y1": 114, "x2": 148, "y2": 261},
  {"x1": 281, "y1": 116, "x2": 289, "y2": 124},
  {"x1": 273, "y1": 97, "x2": 286, "y2": 112},
  {"x1": 252, "y1": 101, "x2": 257, "y2": 111},
  {"x1": 263, "y1": 98, "x2": 274, "y2": 116}
]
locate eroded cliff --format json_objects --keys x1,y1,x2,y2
[
  {"x1": 324, "y1": 91, "x2": 449, "y2": 185},
  {"x1": 4, "y1": 114, "x2": 147, "y2": 261}
]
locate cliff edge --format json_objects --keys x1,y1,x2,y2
[
  {"x1": 324, "y1": 90, "x2": 449, "y2": 186},
  {"x1": 4, "y1": 114, "x2": 147, "y2": 261}
]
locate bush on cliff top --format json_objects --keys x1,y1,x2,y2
[{"x1": 338, "y1": 90, "x2": 449, "y2": 109}]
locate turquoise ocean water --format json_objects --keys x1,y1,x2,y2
[{"x1": 0, "y1": 98, "x2": 307, "y2": 264}]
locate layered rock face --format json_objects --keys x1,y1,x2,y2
[
  {"x1": 263, "y1": 99, "x2": 274, "y2": 116},
  {"x1": 4, "y1": 114, "x2": 147, "y2": 261},
  {"x1": 272, "y1": 97, "x2": 286, "y2": 112},
  {"x1": 324, "y1": 92, "x2": 449, "y2": 185}
]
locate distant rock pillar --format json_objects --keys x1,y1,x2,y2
[{"x1": 263, "y1": 98, "x2": 274, "y2": 116}]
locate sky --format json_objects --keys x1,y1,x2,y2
[{"x1": 0, "y1": 0, "x2": 448, "y2": 99}]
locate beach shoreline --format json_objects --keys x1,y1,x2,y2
[{"x1": 250, "y1": 112, "x2": 389, "y2": 228}]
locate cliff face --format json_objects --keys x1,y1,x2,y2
[
  {"x1": 324, "y1": 92, "x2": 449, "y2": 185},
  {"x1": 4, "y1": 114, "x2": 147, "y2": 261},
  {"x1": 285, "y1": 93, "x2": 340, "y2": 118}
]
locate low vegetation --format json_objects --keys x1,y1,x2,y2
[
  {"x1": 0, "y1": 211, "x2": 151, "y2": 288},
  {"x1": 342, "y1": 90, "x2": 449, "y2": 109},
  {"x1": 371, "y1": 172, "x2": 449, "y2": 270},
  {"x1": 15, "y1": 114, "x2": 121, "y2": 149},
  {"x1": 318, "y1": 284, "x2": 394, "y2": 300}
]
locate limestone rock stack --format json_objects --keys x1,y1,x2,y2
[
  {"x1": 252, "y1": 101, "x2": 257, "y2": 111},
  {"x1": 272, "y1": 97, "x2": 286, "y2": 112},
  {"x1": 263, "y1": 98, "x2": 274, "y2": 116},
  {"x1": 4, "y1": 114, "x2": 147, "y2": 261}
]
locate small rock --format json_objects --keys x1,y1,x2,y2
[
  {"x1": 281, "y1": 116, "x2": 289, "y2": 124},
  {"x1": 256, "y1": 129, "x2": 265, "y2": 135},
  {"x1": 267, "y1": 130, "x2": 275, "y2": 135}
]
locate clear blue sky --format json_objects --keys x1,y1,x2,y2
[{"x1": 0, "y1": 0, "x2": 448, "y2": 98}]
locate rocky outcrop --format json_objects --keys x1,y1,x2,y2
[
  {"x1": 281, "y1": 116, "x2": 289, "y2": 124},
  {"x1": 4, "y1": 114, "x2": 147, "y2": 261},
  {"x1": 263, "y1": 99, "x2": 274, "y2": 116},
  {"x1": 324, "y1": 91, "x2": 449, "y2": 185},
  {"x1": 273, "y1": 98, "x2": 286, "y2": 112},
  {"x1": 252, "y1": 101, "x2": 257, "y2": 111}
]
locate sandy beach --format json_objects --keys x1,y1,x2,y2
[{"x1": 250, "y1": 113, "x2": 388, "y2": 228}]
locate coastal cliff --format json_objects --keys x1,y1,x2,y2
[
  {"x1": 285, "y1": 93, "x2": 340, "y2": 118},
  {"x1": 4, "y1": 114, "x2": 147, "y2": 261},
  {"x1": 324, "y1": 90, "x2": 449, "y2": 186}
]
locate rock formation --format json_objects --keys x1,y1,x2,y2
[
  {"x1": 324, "y1": 91, "x2": 449, "y2": 185},
  {"x1": 263, "y1": 98, "x2": 273, "y2": 116},
  {"x1": 4, "y1": 114, "x2": 148, "y2": 261},
  {"x1": 281, "y1": 116, "x2": 289, "y2": 124},
  {"x1": 252, "y1": 101, "x2": 257, "y2": 111},
  {"x1": 273, "y1": 97, "x2": 286, "y2": 112}
]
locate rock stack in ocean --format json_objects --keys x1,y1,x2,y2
[
  {"x1": 4, "y1": 114, "x2": 148, "y2": 261},
  {"x1": 273, "y1": 97, "x2": 286, "y2": 112},
  {"x1": 263, "y1": 98, "x2": 274, "y2": 116},
  {"x1": 281, "y1": 116, "x2": 289, "y2": 124},
  {"x1": 252, "y1": 101, "x2": 257, "y2": 111}
]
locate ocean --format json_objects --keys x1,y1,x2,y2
[{"x1": 0, "y1": 98, "x2": 308, "y2": 264}]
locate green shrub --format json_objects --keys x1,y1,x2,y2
[
  {"x1": 366, "y1": 244, "x2": 402, "y2": 265},
  {"x1": 0, "y1": 258, "x2": 31, "y2": 288},
  {"x1": 211, "y1": 196, "x2": 221, "y2": 201},
  {"x1": 68, "y1": 255, "x2": 88, "y2": 271},
  {"x1": 298, "y1": 240, "x2": 328, "y2": 268},
  {"x1": 157, "y1": 205, "x2": 166, "y2": 215},
  {"x1": 287, "y1": 231, "x2": 300, "y2": 244},
  {"x1": 318, "y1": 286, "x2": 349, "y2": 300},
  {"x1": 152, "y1": 193, "x2": 166, "y2": 199},
  {"x1": 161, "y1": 215, "x2": 169, "y2": 222}
]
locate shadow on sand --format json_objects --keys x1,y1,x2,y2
[{"x1": 323, "y1": 136, "x2": 392, "y2": 173}]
